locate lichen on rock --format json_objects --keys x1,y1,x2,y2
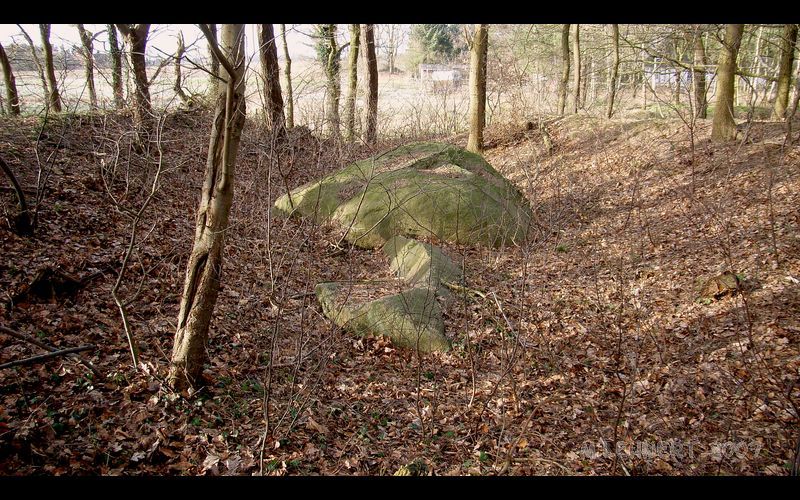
[{"x1": 275, "y1": 142, "x2": 531, "y2": 249}]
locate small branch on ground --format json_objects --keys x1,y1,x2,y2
[{"x1": 0, "y1": 345, "x2": 95, "y2": 370}]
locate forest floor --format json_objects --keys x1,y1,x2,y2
[{"x1": 1, "y1": 108, "x2": 799, "y2": 476}]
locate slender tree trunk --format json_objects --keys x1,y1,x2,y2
[
  {"x1": 39, "y1": 24, "x2": 62, "y2": 112},
  {"x1": 0, "y1": 156, "x2": 32, "y2": 235},
  {"x1": 753, "y1": 26, "x2": 765, "y2": 104},
  {"x1": 116, "y1": 24, "x2": 152, "y2": 142},
  {"x1": 606, "y1": 24, "x2": 619, "y2": 119},
  {"x1": 0, "y1": 43, "x2": 20, "y2": 115},
  {"x1": 169, "y1": 24, "x2": 247, "y2": 391},
  {"x1": 174, "y1": 31, "x2": 190, "y2": 106},
  {"x1": 557, "y1": 24, "x2": 570, "y2": 116},
  {"x1": 344, "y1": 24, "x2": 360, "y2": 142},
  {"x1": 672, "y1": 36, "x2": 682, "y2": 106},
  {"x1": 641, "y1": 52, "x2": 648, "y2": 110},
  {"x1": 107, "y1": 24, "x2": 124, "y2": 109},
  {"x1": 259, "y1": 24, "x2": 285, "y2": 135},
  {"x1": 572, "y1": 24, "x2": 581, "y2": 114},
  {"x1": 772, "y1": 24, "x2": 798, "y2": 120},
  {"x1": 692, "y1": 25, "x2": 708, "y2": 119},
  {"x1": 784, "y1": 59, "x2": 800, "y2": 146},
  {"x1": 280, "y1": 24, "x2": 294, "y2": 130},
  {"x1": 581, "y1": 57, "x2": 589, "y2": 109},
  {"x1": 363, "y1": 24, "x2": 378, "y2": 145},
  {"x1": 320, "y1": 25, "x2": 341, "y2": 140},
  {"x1": 467, "y1": 24, "x2": 489, "y2": 154},
  {"x1": 77, "y1": 25, "x2": 97, "y2": 109},
  {"x1": 711, "y1": 24, "x2": 744, "y2": 142},
  {"x1": 207, "y1": 24, "x2": 219, "y2": 95},
  {"x1": 16, "y1": 25, "x2": 48, "y2": 104}
]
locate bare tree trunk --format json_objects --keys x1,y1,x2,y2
[
  {"x1": 116, "y1": 24, "x2": 152, "y2": 143},
  {"x1": 672, "y1": 36, "x2": 682, "y2": 106},
  {"x1": 174, "y1": 31, "x2": 190, "y2": 106},
  {"x1": 169, "y1": 24, "x2": 247, "y2": 391},
  {"x1": 606, "y1": 24, "x2": 619, "y2": 119},
  {"x1": 0, "y1": 156, "x2": 32, "y2": 235},
  {"x1": 772, "y1": 23, "x2": 798, "y2": 120},
  {"x1": 557, "y1": 24, "x2": 570, "y2": 116},
  {"x1": 344, "y1": 24, "x2": 360, "y2": 142},
  {"x1": 784, "y1": 58, "x2": 800, "y2": 146},
  {"x1": 0, "y1": 42, "x2": 20, "y2": 115},
  {"x1": 77, "y1": 24, "x2": 97, "y2": 109},
  {"x1": 467, "y1": 24, "x2": 489, "y2": 154},
  {"x1": 752, "y1": 25, "x2": 765, "y2": 105},
  {"x1": 16, "y1": 25, "x2": 48, "y2": 104},
  {"x1": 692, "y1": 25, "x2": 708, "y2": 119},
  {"x1": 280, "y1": 24, "x2": 294, "y2": 130},
  {"x1": 39, "y1": 24, "x2": 62, "y2": 112},
  {"x1": 363, "y1": 24, "x2": 378, "y2": 145},
  {"x1": 711, "y1": 24, "x2": 744, "y2": 142},
  {"x1": 320, "y1": 24, "x2": 341, "y2": 140},
  {"x1": 107, "y1": 24, "x2": 124, "y2": 109},
  {"x1": 259, "y1": 24, "x2": 285, "y2": 135},
  {"x1": 207, "y1": 24, "x2": 219, "y2": 95},
  {"x1": 581, "y1": 57, "x2": 589, "y2": 109},
  {"x1": 641, "y1": 52, "x2": 648, "y2": 110},
  {"x1": 572, "y1": 24, "x2": 581, "y2": 114}
]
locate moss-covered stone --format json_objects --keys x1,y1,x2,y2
[
  {"x1": 275, "y1": 142, "x2": 531, "y2": 248},
  {"x1": 382, "y1": 235, "x2": 461, "y2": 290},
  {"x1": 315, "y1": 281, "x2": 450, "y2": 352}
]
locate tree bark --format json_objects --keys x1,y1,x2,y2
[
  {"x1": 606, "y1": 24, "x2": 619, "y2": 119},
  {"x1": 557, "y1": 24, "x2": 570, "y2": 116},
  {"x1": 571, "y1": 24, "x2": 581, "y2": 114},
  {"x1": 76, "y1": 24, "x2": 97, "y2": 109},
  {"x1": 711, "y1": 24, "x2": 744, "y2": 142},
  {"x1": 280, "y1": 24, "x2": 294, "y2": 130},
  {"x1": 772, "y1": 24, "x2": 798, "y2": 120},
  {"x1": 0, "y1": 43, "x2": 20, "y2": 115},
  {"x1": 169, "y1": 24, "x2": 247, "y2": 390},
  {"x1": 259, "y1": 24, "x2": 285, "y2": 136},
  {"x1": 467, "y1": 24, "x2": 489, "y2": 154},
  {"x1": 319, "y1": 24, "x2": 341, "y2": 140},
  {"x1": 363, "y1": 24, "x2": 379, "y2": 145},
  {"x1": 39, "y1": 24, "x2": 62, "y2": 112},
  {"x1": 344, "y1": 24, "x2": 360, "y2": 142},
  {"x1": 116, "y1": 24, "x2": 152, "y2": 143},
  {"x1": 174, "y1": 31, "x2": 190, "y2": 106},
  {"x1": 692, "y1": 25, "x2": 708, "y2": 119},
  {"x1": 107, "y1": 24, "x2": 124, "y2": 109}
]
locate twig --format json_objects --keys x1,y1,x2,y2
[
  {"x1": 0, "y1": 325, "x2": 101, "y2": 378},
  {"x1": 0, "y1": 345, "x2": 95, "y2": 370}
]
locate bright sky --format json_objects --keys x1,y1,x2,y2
[{"x1": 0, "y1": 24, "x2": 323, "y2": 62}]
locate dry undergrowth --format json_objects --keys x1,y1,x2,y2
[{"x1": 0, "y1": 109, "x2": 798, "y2": 475}]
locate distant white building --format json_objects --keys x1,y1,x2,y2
[
  {"x1": 417, "y1": 63, "x2": 468, "y2": 93},
  {"x1": 418, "y1": 63, "x2": 468, "y2": 84}
]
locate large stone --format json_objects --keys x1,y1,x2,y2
[
  {"x1": 275, "y1": 142, "x2": 531, "y2": 249},
  {"x1": 315, "y1": 281, "x2": 450, "y2": 352},
  {"x1": 382, "y1": 235, "x2": 461, "y2": 290}
]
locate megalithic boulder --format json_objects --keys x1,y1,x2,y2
[
  {"x1": 274, "y1": 142, "x2": 531, "y2": 248},
  {"x1": 315, "y1": 281, "x2": 450, "y2": 353}
]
